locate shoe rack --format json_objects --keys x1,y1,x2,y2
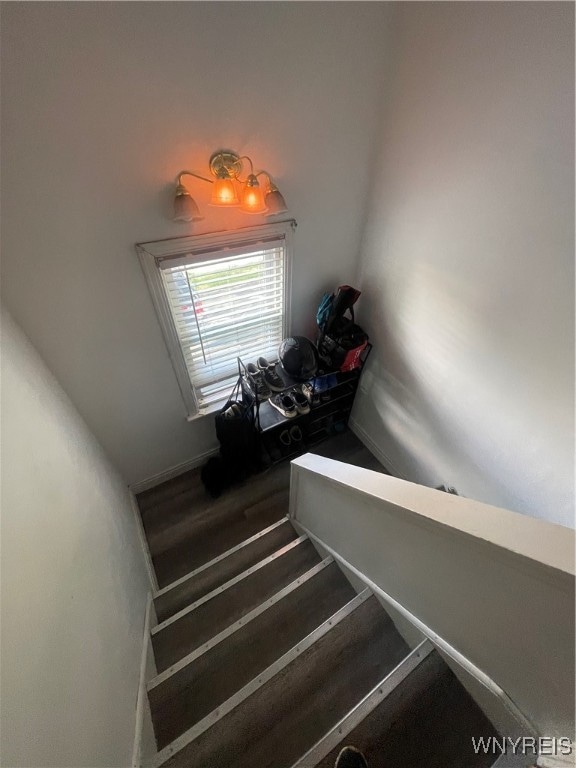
[{"x1": 238, "y1": 345, "x2": 372, "y2": 465}]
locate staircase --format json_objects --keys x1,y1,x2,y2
[{"x1": 137, "y1": 465, "x2": 501, "y2": 768}]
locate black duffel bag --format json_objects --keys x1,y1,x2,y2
[
  {"x1": 214, "y1": 376, "x2": 260, "y2": 471},
  {"x1": 202, "y1": 377, "x2": 261, "y2": 497}
]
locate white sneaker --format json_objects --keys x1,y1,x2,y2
[
  {"x1": 269, "y1": 393, "x2": 298, "y2": 418},
  {"x1": 334, "y1": 746, "x2": 368, "y2": 768},
  {"x1": 291, "y1": 389, "x2": 310, "y2": 415},
  {"x1": 301, "y1": 382, "x2": 314, "y2": 402}
]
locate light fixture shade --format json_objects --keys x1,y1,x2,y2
[
  {"x1": 173, "y1": 189, "x2": 203, "y2": 222},
  {"x1": 173, "y1": 153, "x2": 284, "y2": 221},
  {"x1": 210, "y1": 177, "x2": 239, "y2": 206},
  {"x1": 240, "y1": 174, "x2": 268, "y2": 214},
  {"x1": 264, "y1": 188, "x2": 288, "y2": 216}
]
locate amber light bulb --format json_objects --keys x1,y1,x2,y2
[
  {"x1": 210, "y1": 176, "x2": 239, "y2": 206},
  {"x1": 240, "y1": 174, "x2": 267, "y2": 213}
]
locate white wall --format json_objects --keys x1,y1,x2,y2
[
  {"x1": 0, "y1": 1, "x2": 391, "y2": 485},
  {"x1": 0, "y1": 309, "x2": 151, "y2": 767},
  {"x1": 352, "y1": 2, "x2": 575, "y2": 527}
]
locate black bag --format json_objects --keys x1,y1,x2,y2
[
  {"x1": 214, "y1": 377, "x2": 260, "y2": 473},
  {"x1": 318, "y1": 324, "x2": 369, "y2": 371},
  {"x1": 320, "y1": 285, "x2": 362, "y2": 337}
]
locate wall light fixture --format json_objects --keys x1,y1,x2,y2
[{"x1": 173, "y1": 150, "x2": 288, "y2": 223}]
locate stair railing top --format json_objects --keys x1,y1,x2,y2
[
  {"x1": 289, "y1": 453, "x2": 574, "y2": 576},
  {"x1": 288, "y1": 453, "x2": 575, "y2": 747}
]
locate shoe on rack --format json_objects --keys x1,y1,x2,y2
[
  {"x1": 257, "y1": 356, "x2": 274, "y2": 372},
  {"x1": 289, "y1": 425, "x2": 302, "y2": 441},
  {"x1": 279, "y1": 429, "x2": 291, "y2": 447},
  {"x1": 269, "y1": 393, "x2": 298, "y2": 419},
  {"x1": 301, "y1": 382, "x2": 314, "y2": 402},
  {"x1": 301, "y1": 381, "x2": 321, "y2": 405},
  {"x1": 279, "y1": 429, "x2": 291, "y2": 446},
  {"x1": 289, "y1": 425, "x2": 304, "y2": 451},
  {"x1": 245, "y1": 362, "x2": 271, "y2": 402},
  {"x1": 290, "y1": 389, "x2": 310, "y2": 415},
  {"x1": 334, "y1": 746, "x2": 368, "y2": 768},
  {"x1": 278, "y1": 429, "x2": 292, "y2": 456},
  {"x1": 257, "y1": 356, "x2": 286, "y2": 392}
]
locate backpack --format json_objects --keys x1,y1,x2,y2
[{"x1": 316, "y1": 285, "x2": 368, "y2": 372}]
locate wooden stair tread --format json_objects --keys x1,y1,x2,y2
[
  {"x1": 151, "y1": 537, "x2": 321, "y2": 672},
  {"x1": 318, "y1": 652, "x2": 499, "y2": 768},
  {"x1": 158, "y1": 595, "x2": 409, "y2": 768},
  {"x1": 154, "y1": 518, "x2": 298, "y2": 623},
  {"x1": 151, "y1": 496, "x2": 288, "y2": 588},
  {"x1": 149, "y1": 560, "x2": 357, "y2": 748}
]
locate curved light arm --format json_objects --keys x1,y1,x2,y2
[
  {"x1": 236, "y1": 155, "x2": 256, "y2": 181},
  {"x1": 177, "y1": 170, "x2": 213, "y2": 186},
  {"x1": 237, "y1": 155, "x2": 254, "y2": 173},
  {"x1": 256, "y1": 170, "x2": 277, "y2": 191}
]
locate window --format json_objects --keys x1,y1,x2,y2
[{"x1": 137, "y1": 221, "x2": 294, "y2": 417}]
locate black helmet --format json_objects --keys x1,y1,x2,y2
[{"x1": 278, "y1": 336, "x2": 319, "y2": 381}]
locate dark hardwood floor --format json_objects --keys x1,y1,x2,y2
[{"x1": 137, "y1": 430, "x2": 387, "y2": 588}]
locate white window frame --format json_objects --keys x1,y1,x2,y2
[{"x1": 136, "y1": 220, "x2": 295, "y2": 419}]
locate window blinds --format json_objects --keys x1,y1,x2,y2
[{"x1": 160, "y1": 241, "x2": 286, "y2": 410}]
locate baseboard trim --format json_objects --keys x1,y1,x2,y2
[
  {"x1": 129, "y1": 447, "x2": 219, "y2": 495},
  {"x1": 348, "y1": 416, "x2": 407, "y2": 480},
  {"x1": 132, "y1": 594, "x2": 156, "y2": 768},
  {"x1": 129, "y1": 491, "x2": 159, "y2": 592}
]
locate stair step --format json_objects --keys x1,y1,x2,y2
[
  {"x1": 151, "y1": 535, "x2": 321, "y2": 672},
  {"x1": 312, "y1": 650, "x2": 499, "y2": 768},
  {"x1": 290, "y1": 640, "x2": 436, "y2": 767},
  {"x1": 153, "y1": 517, "x2": 297, "y2": 622},
  {"x1": 152, "y1": 492, "x2": 289, "y2": 588},
  {"x1": 142, "y1": 466, "x2": 291, "y2": 588},
  {"x1": 151, "y1": 592, "x2": 410, "y2": 768},
  {"x1": 149, "y1": 558, "x2": 356, "y2": 748},
  {"x1": 149, "y1": 487, "x2": 290, "y2": 565}
]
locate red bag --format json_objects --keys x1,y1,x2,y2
[{"x1": 341, "y1": 340, "x2": 369, "y2": 372}]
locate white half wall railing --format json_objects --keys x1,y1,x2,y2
[{"x1": 289, "y1": 454, "x2": 575, "y2": 744}]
